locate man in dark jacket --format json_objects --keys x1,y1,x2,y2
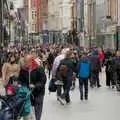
[
  {"x1": 114, "y1": 51, "x2": 120, "y2": 91},
  {"x1": 18, "y1": 55, "x2": 46, "y2": 120},
  {"x1": 105, "y1": 53, "x2": 115, "y2": 88},
  {"x1": 89, "y1": 51, "x2": 101, "y2": 88},
  {"x1": 56, "y1": 51, "x2": 73, "y2": 104},
  {"x1": 47, "y1": 52, "x2": 55, "y2": 78}
]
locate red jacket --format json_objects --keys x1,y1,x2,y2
[{"x1": 99, "y1": 51, "x2": 105, "y2": 62}]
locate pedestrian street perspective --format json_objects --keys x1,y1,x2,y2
[
  {"x1": 0, "y1": 0, "x2": 120, "y2": 120},
  {"x1": 41, "y1": 70, "x2": 120, "y2": 120}
]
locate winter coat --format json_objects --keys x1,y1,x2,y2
[
  {"x1": 52, "y1": 54, "x2": 65, "y2": 78},
  {"x1": 105, "y1": 57, "x2": 114, "y2": 73},
  {"x1": 99, "y1": 51, "x2": 105, "y2": 62},
  {"x1": 56, "y1": 58, "x2": 74, "y2": 87},
  {"x1": 18, "y1": 66, "x2": 46, "y2": 96},
  {"x1": 89, "y1": 55, "x2": 101, "y2": 73},
  {"x1": 47, "y1": 53, "x2": 54, "y2": 69},
  {"x1": 114, "y1": 57, "x2": 120, "y2": 75}
]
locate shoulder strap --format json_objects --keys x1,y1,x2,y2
[{"x1": 29, "y1": 69, "x2": 31, "y2": 85}]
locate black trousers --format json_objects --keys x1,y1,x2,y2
[
  {"x1": 57, "y1": 81, "x2": 71, "y2": 103},
  {"x1": 90, "y1": 71, "x2": 100, "y2": 87},
  {"x1": 48, "y1": 64, "x2": 52, "y2": 78},
  {"x1": 34, "y1": 95, "x2": 44, "y2": 120},
  {"x1": 106, "y1": 71, "x2": 115, "y2": 86},
  {"x1": 79, "y1": 78, "x2": 88, "y2": 99}
]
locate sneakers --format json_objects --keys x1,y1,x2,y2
[
  {"x1": 80, "y1": 95, "x2": 88, "y2": 101},
  {"x1": 97, "y1": 85, "x2": 101, "y2": 88},
  {"x1": 85, "y1": 96, "x2": 88, "y2": 100},
  {"x1": 70, "y1": 86, "x2": 75, "y2": 91},
  {"x1": 57, "y1": 97, "x2": 66, "y2": 105},
  {"x1": 80, "y1": 96, "x2": 83, "y2": 101}
]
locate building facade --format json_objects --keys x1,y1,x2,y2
[
  {"x1": 48, "y1": 0, "x2": 77, "y2": 43},
  {"x1": 88, "y1": 0, "x2": 96, "y2": 47},
  {"x1": 84, "y1": 0, "x2": 89, "y2": 47},
  {"x1": 23, "y1": 0, "x2": 48, "y2": 44},
  {"x1": 0, "y1": 0, "x2": 23, "y2": 44},
  {"x1": 48, "y1": 0, "x2": 62, "y2": 43},
  {"x1": 117, "y1": 0, "x2": 120, "y2": 49},
  {"x1": 24, "y1": 0, "x2": 48, "y2": 33},
  {"x1": 95, "y1": 0, "x2": 117, "y2": 50},
  {"x1": 96, "y1": 0, "x2": 107, "y2": 48},
  {"x1": 76, "y1": 0, "x2": 89, "y2": 47}
]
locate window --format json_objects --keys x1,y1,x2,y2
[
  {"x1": 31, "y1": 24, "x2": 36, "y2": 32},
  {"x1": 32, "y1": 10, "x2": 37, "y2": 20}
]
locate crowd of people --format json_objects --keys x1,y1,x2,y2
[{"x1": 0, "y1": 43, "x2": 120, "y2": 120}]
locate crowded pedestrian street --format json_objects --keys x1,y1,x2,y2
[
  {"x1": 0, "y1": 0, "x2": 120, "y2": 120},
  {"x1": 40, "y1": 69, "x2": 120, "y2": 120}
]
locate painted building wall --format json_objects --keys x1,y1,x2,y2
[
  {"x1": 117, "y1": 0, "x2": 120, "y2": 26},
  {"x1": 62, "y1": 0, "x2": 72, "y2": 33},
  {"x1": 24, "y1": 0, "x2": 48, "y2": 33},
  {"x1": 38, "y1": 0, "x2": 48, "y2": 32},
  {"x1": 117, "y1": 0, "x2": 120, "y2": 49},
  {"x1": 48, "y1": 0, "x2": 62, "y2": 31}
]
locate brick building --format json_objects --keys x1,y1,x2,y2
[{"x1": 23, "y1": 0, "x2": 48, "y2": 33}]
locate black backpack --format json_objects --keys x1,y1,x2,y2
[{"x1": 106, "y1": 58, "x2": 114, "y2": 72}]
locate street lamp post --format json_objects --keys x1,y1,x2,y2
[
  {"x1": 89, "y1": 1, "x2": 92, "y2": 48},
  {"x1": 0, "y1": 0, "x2": 4, "y2": 45}
]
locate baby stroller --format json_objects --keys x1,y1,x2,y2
[{"x1": 0, "y1": 86, "x2": 31, "y2": 120}]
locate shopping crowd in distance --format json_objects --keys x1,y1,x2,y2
[{"x1": 0, "y1": 43, "x2": 120, "y2": 120}]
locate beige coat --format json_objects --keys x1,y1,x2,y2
[{"x1": 2, "y1": 63, "x2": 20, "y2": 86}]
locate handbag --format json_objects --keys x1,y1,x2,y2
[{"x1": 48, "y1": 78, "x2": 57, "y2": 92}]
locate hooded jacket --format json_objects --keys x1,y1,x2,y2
[{"x1": 18, "y1": 59, "x2": 46, "y2": 95}]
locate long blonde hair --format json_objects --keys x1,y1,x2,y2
[{"x1": 116, "y1": 51, "x2": 120, "y2": 57}]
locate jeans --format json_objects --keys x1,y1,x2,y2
[
  {"x1": 57, "y1": 85, "x2": 62, "y2": 98},
  {"x1": 79, "y1": 78, "x2": 88, "y2": 99}
]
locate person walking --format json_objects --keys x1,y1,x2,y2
[
  {"x1": 56, "y1": 50, "x2": 73, "y2": 104},
  {"x1": 47, "y1": 51, "x2": 54, "y2": 79},
  {"x1": 18, "y1": 54, "x2": 46, "y2": 120},
  {"x1": 105, "y1": 52, "x2": 115, "y2": 88},
  {"x1": 71, "y1": 50, "x2": 79, "y2": 90},
  {"x1": 89, "y1": 51, "x2": 101, "y2": 88},
  {"x1": 78, "y1": 53, "x2": 91, "y2": 100},
  {"x1": 114, "y1": 51, "x2": 120, "y2": 91},
  {"x1": 2, "y1": 53, "x2": 20, "y2": 89},
  {"x1": 98, "y1": 48, "x2": 105, "y2": 68}
]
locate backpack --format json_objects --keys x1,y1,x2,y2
[
  {"x1": 59, "y1": 64, "x2": 68, "y2": 78},
  {"x1": 78, "y1": 60, "x2": 90, "y2": 79},
  {"x1": 107, "y1": 58, "x2": 113, "y2": 73}
]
